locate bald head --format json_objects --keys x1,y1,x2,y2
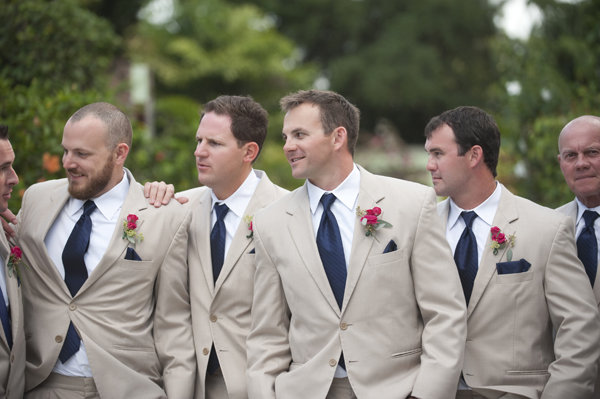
[{"x1": 558, "y1": 115, "x2": 600, "y2": 152}]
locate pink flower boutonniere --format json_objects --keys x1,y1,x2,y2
[
  {"x1": 7, "y1": 245, "x2": 28, "y2": 286},
  {"x1": 122, "y1": 214, "x2": 144, "y2": 246},
  {"x1": 244, "y1": 215, "x2": 254, "y2": 239},
  {"x1": 356, "y1": 206, "x2": 393, "y2": 237},
  {"x1": 490, "y1": 226, "x2": 516, "y2": 261}
]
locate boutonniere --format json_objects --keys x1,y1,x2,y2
[
  {"x1": 122, "y1": 214, "x2": 144, "y2": 246},
  {"x1": 490, "y1": 226, "x2": 516, "y2": 261},
  {"x1": 244, "y1": 215, "x2": 253, "y2": 239},
  {"x1": 356, "y1": 206, "x2": 393, "y2": 237},
  {"x1": 7, "y1": 244, "x2": 27, "y2": 286}
]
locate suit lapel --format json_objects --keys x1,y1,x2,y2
[
  {"x1": 0, "y1": 236, "x2": 10, "y2": 348},
  {"x1": 467, "y1": 186, "x2": 518, "y2": 317},
  {"x1": 287, "y1": 186, "x2": 342, "y2": 315},
  {"x1": 343, "y1": 171, "x2": 379, "y2": 311},
  {"x1": 215, "y1": 174, "x2": 275, "y2": 293},
  {"x1": 78, "y1": 170, "x2": 144, "y2": 294},
  {"x1": 192, "y1": 189, "x2": 215, "y2": 295}
]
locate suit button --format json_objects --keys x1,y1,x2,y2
[
  {"x1": 210, "y1": 315, "x2": 217, "y2": 322},
  {"x1": 10, "y1": 354, "x2": 14, "y2": 363},
  {"x1": 202, "y1": 347, "x2": 209, "y2": 356},
  {"x1": 69, "y1": 304, "x2": 77, "y2": 311},
  {"x1": 329, "y1": 359, "x2": 337, "y2": 367},
  {"x1": 340, "y1": 322, "x2": 348, "y2": 330},
  {"x1": 55, "y1": 336, "x2": 63, "y2": 343}
]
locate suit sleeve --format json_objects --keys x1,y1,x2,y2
[
  {"x1": 246, "y1": 219, "x2": 291, "y2": 399},
  {"x1": 410, "y1": 189, "x2": 467, "y2": 398},
  {"x1": 542, "y1": 216, "x2": 600, "y2": 398},
  {"x1": 153, "y1": 206, "x2": 196, "y2": 398}
]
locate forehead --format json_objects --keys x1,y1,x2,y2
[
  {"x1": 196, "y1": 112, "x2": 233, "y2": 137},
  {"x1": 425, "y1": 124, "x2": 456, "y2": 149},
  {"x1": 62, "y1": 115, "x2": 109, "y2": 146},
  {"x1": 282, "y1": 103, "x2": 322, "y2": 133},
  {"x1": 559, "y1": 122, "x2": 600, "y2": 151}
]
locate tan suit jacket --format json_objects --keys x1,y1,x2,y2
[
  {"x1": 247, "y1": 167, "x2": 467, "y2": 399},
  {"x1": 439, "y1": 185, "x2": 600, "y2": 398},
  {"x1": 557, "y1": 199, "x2": 600, "y2": 398},
  {"x1": 184, "y1": 171, "x2": 287, "y2": 399},
  {"x1": 0, "y1": 231, "x2": 25, "y2": 399},
  {"x1": 17, "y1": 170, "x2": 195, "y2": 399}
]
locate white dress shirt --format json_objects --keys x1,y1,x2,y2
[
  {"x1": 446, "y1": 182, "x2": 501, "y2": 390},
  {"x1": 306, "y1": 164, "x2": 360, "y2": 378},
  {"x1": 0, "y1": 258, "x2": 8, "y2": 311},
  {"x1": 45, "y1": 171, "x2": 129, "y2": 377},
  {"x1": 210, "y1": 169, "x2": 261, "y2": 269},
  {"x1": 574, "y1": 198, "x2": 600, "y2": 262}
]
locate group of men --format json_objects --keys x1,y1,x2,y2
[{"x1": 0, "y1": 89, "x2": 599, "y2": 399}]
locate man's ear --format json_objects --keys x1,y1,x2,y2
[
  {"x1": 469, "y1": 145, "x2": 484, "y2": 167},
  {"x1": 331, "y1": 126, "x2": 348, "y2": 151},
  {"x1": 243, "y1": 142, "x2": 260, "y2": 163},
  {"x1": 114, "y1": 143, "x2": 130, "y2": 165}
]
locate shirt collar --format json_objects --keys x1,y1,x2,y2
[
  {"x1": 65, "y1": 170, "x2": 129, "y2": 220},
  {"x1": 448, "y1": 181, "x2": 501, "y2": 229},
  {"x1": 210, "y1": 169, "x2": 260, "y2": 218},
  {"x1": 575, "y1": 197, "x2": 600, "y2": 225},
  {"x1": 307, "y1": 164, "x2": 360, "y2": 215}
]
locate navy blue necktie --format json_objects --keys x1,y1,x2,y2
[
  {"x1": 207, "y1": 202, "x2": 229, "y2": 375},
  {"x1": 454, "y1": 211, "x2": 478, "y2": 305},
  {"x1": 0, "y1": 287, "x2": 11, "y2": 349},
  {"x1": 59, "y1": 200, "x2": 96, "y2": 363},
  {"x1": 316, "y1": 194, "x2": 347, "y2": 310},
  {"x1": 210, "y1": 203, "x2": 229, "y2": 284},
  {"x1": 577, "y1": 210, "x2": 599, "y2": 287}
]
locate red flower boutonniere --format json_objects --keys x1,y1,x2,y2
[
  {"x1": 490, "y1": 226, "x2": 516, "y2": 261},
  {"x1": 244, "y1": 215, "x2": 253, "y2": 239},
  {"x1": 356, "y1": 206, "x2": 393, "y2": 237},
  {"x1": 122, "y1": 214, "x2": 144, "y2": 246},
  {"x1": 7, "y1": 245, "x2": 28, "y2": 286}
]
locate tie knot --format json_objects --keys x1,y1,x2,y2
[
  {"x1": 320, "y1": 193, "x2": 337, "y2": 211},
  {"x1": 583, "y1": 210, "x2": 599, "y2": 228},
  {"x1": 83, "y1": 200, "x2": 96, "y2": 217},
  {"x1": 214, "y1": 202, "x2": 229, "y2": 221},
  {"x1": 461, "y1": 211, "x2": 477, "y2": 228}
]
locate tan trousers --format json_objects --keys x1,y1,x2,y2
[
  {"x1": 326, "y1": 377, "x2": 357, "y2": 399},
  {"x1": 25, "y1": 373, "x2": 99, "y2": 399},
  {"x1": 206, "y1": 369, "x2": 228, "y2": 399}
]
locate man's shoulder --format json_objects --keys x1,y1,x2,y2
[
  {"x1": 556, "y1": 199, "x2": 576, "y2": 215},
  {"x1": 505, "y1": 188, "x2": 569, "y2": 227},
  {"x1": 24, "y1": 178, "x2": 68, "y2": 195}
]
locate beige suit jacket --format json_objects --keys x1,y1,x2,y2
[
  {"x1": 439, "y1": 185, "x2": 600, "y2": 398},
  {"x1": 184, "y1": 171, "x2": 287, "y2": 399},
  {"x1": 17, "y1": 170, "x2": 195, "y2": 399},
  {"x1": 247, "y1": 166, "x2": 467, "y2": 399},
  {"x1": 557, "y1": 199, "x2": 600, "y2": 398},
  {"x1": 0, "y1": 231, "x2": 25, "y2": 399}
]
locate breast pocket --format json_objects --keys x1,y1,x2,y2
[
  {"x1": 367, "y1": 249, "x2": 405, "y2": 267},
  {"x1": 495, "y1": 269, "x2": 534, "y2": 284}
]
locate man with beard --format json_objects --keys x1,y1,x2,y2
[
  {"x1": 0, "y1": 125, "x2": 25, "y2": 399},
  {"x1": 15, "y1": 102, "x2": 195, "y2": 399}
]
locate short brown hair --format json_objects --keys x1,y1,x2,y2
[
  {"x1": 0, "y1": 125, "x2": 8, "y2": 140},
  {"x1": 69, "y1": 102, "x2": 132, "y2": 149},
  {"x1": 202, "y1": 95, "x2": 268, "y2": 161},
  {"x1": 280, "y1": 90, "x2": 360, "y2": 155}
]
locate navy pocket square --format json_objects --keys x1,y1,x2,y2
[
  {"x1": 383, "y1": 240, "x2": 397, "y2": 254},
  {"x1": 249, "y1": 248, "x2": 255, "y2": 254},
  {"x1": 496, "y1": 259, "x2": 530, "y2": 275},
  {"x1": 125, "y1": 247, "x2": 142, "y2": 261}
]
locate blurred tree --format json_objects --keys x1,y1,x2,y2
[
  {"x1": 0, "y1": 0, "x2": 122, "y2": 211},
  {"x1": 234, "y1": 0, "x2": 501, "y2": 143},
  {"x1": 127, "y1": 0, "x2": 316, "y2": 191},
  {"x1": 490, "y1": 0, "x2": 600, "y2": 207}
]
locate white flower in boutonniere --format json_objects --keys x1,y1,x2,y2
[
  {"x1": 122, "y1": 214, "x2": 144, "y2": 246},
  {"x1": 244, "y1": 215, "x2": 253, "y2": 239},
  {"x1": 356, "y1": 206, "x2": 393, "y2": 237},
  {"x1": 7, "y1": 244, "x2": 28, "y2": 286},
  {"x1": 490, "y1": 226, "x2": 516, "y2": 261}
]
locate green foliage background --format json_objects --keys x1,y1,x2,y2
[{"x1": 1, "y1": 0, "x2": 599, "y2": 212}]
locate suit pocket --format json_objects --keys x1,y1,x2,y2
[
  {"x1": 121, "y1": 259, "x2": 154, "y2": 271},
  {"x1": 390, "y1": 347, "x2": 422, "y2": 358},
  {"x1": 495, "y1": 269, "x2": 534, "y2": 284},
  {"x1": 368, "y1": 249, "x2": 404, "y2": 267},
  {"x1": 506, "y1": 369, "x2": 550, "y2": 376}
]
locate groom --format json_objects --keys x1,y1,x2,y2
[{"x1": 246, "y1": 90, "x2": 467, "y2": 399}]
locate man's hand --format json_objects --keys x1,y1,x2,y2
[
  {"x1": 143, "y1": 181, "x2": 189, "y2": 207},
  {"x1": 1, "y1": 208, "x2": 17, "y2": 240}
]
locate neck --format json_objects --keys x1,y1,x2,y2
[
  {"x1": 212, "y1": 167, "x2": 252, "y2": 201},
  {"x1": 452, "y1": 177, "x2": 496, "y2": 210},
  {"x1": 309, "y1": 159, "x2": 353, "y2": 192}
]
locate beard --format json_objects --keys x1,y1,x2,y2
[{"x1": 67, "y1": 155, "x2": 115, "y2": 200}]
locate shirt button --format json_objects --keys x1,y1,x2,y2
[
  {"x1": 210, "y1": 315, "x2": 217, "y2": 323},
  {"x1": 55, "y1": 336, "x2": 63, "y2": 343},
  {"x1": 329, "y1": 359, "x2": 337, "y2": 367},
  {"x1": 340, "y1": 322, "x2": 348, "y2": 330},
  {"x1": 202, "y1": 347, "x2": 210, "y2": 355},
  {"x1": 69, "y1": 304, "x2": 77, "y2": 311}
]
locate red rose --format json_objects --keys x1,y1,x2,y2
[
  {"x1": 249, "y1": 221, "x2": 253, "y2": 231},
  {"x1": 496, "y1": 233, "x2": 506, "y2": 244},
  {"x1": 10, "y1": 246, "x2": 22, "y2": 259},
  {"x1": 362, "y1": 215, "x2": 378, "y2": 225},
  {"x1": 372, "y1": 207, "x2": 381, "y2": 216},
  {"x1": 490, "y1": 226, "x2": 500, "y2": 238},
  {"x1": 127, "y1": 214, "x2": 139, "y2": 223},
  {"x1": 127, "y1": 222, "x2": 137, "y2": 230}
]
